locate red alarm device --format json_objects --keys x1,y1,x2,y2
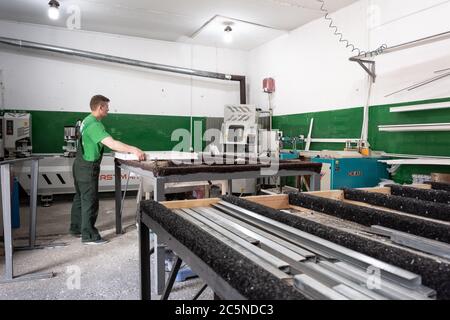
[{"x1": 263, "y1": 77, "x2": 275, "y2": 93}]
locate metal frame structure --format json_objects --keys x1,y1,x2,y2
[
  {"x1": 115, "y1": 159, "x2": 321, "y2": 294},
  {"x1": 0, "y1": 157, "x2": 54, "y2": 283},
  {"x1": 115, "y1": 159, "x2": 321, "y2": 233},
  {"x1": 138, "y1": 197, "x2": 437, "y2": 300},
  {"x1": 139, "y1": 211, "x2": 247, "y2": 300},
  {"x1": 350, "y1": 31, "x2": 450, "y2": 82}
]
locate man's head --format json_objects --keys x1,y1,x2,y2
[{"x1": 90, "y1": 95, "x2": 110, "y2": 119}]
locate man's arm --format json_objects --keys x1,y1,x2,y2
[{"x1": 101, "y1": 137, "x2": 146, "y2": 161}]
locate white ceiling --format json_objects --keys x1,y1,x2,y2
[{"x1": 0, "y1": 0, "x2": 358, "y2": 50}]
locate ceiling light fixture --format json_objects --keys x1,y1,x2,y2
[
  {"x1": 224, "y1": 25, "x2": 233, "y2": 43},
  {"x1": 48, "y1": 0, "x2": 60, "y2": 20}
]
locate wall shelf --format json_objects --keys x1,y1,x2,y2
[
  {"x1": 390, "y1": 101, "x2": 450, "y2": 113},
  {"x1": 378, "y1": 123, "x2": 450, "y2": 132}
]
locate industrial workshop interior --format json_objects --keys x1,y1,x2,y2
[{"x1": 1, "y1": 0, "x2": 450, "y2": 307}]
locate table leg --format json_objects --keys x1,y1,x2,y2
[
  {"x1": 114, "y1": 159, "x2": 122, "y2": 234},
  {"x1": 29, "y1": 159, "x2": 39, "y2": 248},
  {"x1": 1, "y1": 164, "x2": 14, "y2": 281},
  {"x1": 310, "y1": 173, "x2": 321, "y2": 191},
  {"x1": 152, "y1": 177, "x2": 166, "y2": 295},
  {"x1": 139, "y1": 219, "x2": 151, "y2": 300}
]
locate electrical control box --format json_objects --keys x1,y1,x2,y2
[{"x1": 3, "y1": 112, "x2": 32, "y2": 158}]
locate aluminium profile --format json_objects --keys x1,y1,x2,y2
[
  {"x1": 212, "y1": 203, "x2": 334, "y2": 259},
  {"x1": 304, "y1": 261, "x2": 386, "y2": 300},
  {"x1": 205, "y1": 206, "x2": 315, "y2": 258},
  {"x1": 319, "y1": 261, "x2": 434, "y2": 300},
  {"x1": 173, "y1": 209, "x2": 291, "y2": 280},
  {"x1": 333, "y1": 262, "x2": 436, "y2": 300},
  {"x1": 378, "y1": 158, "x2": 450, "y2": 166},
  {"x1": 190, "y1": 208, "x2": 261, "y2": 245},
  {"x1": 216, "y1": 201, "x2": 422, "y2": 286},
  {"x1": 333, "y1": 284, "x2": 374, "y2": 300},
  {"x1": 294, "y1": 274, "x2": 349, "y2": 300},
  {"x1": 390, "y1": 101, "x2": 450, "y2": 113},
  {"x1": 370, "y1": 226, "x2": 450, "y2": 259},
  {"x1": 193, "y1": 207, "x2": 308, "y2": 262},
  {"x1": 351, "y1": 31, "x2": 450, "y2": 60},
  {"x1": 180, "y1": 208, "x2": 291, "y2": 273},
  {"x1": 310, "y1": 138, "x2": 360, "y2": 143},
  {"x1": 378, "y1": 123, "x2": 450, "y2": 132}
]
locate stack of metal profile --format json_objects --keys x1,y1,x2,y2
[{"x1": 174, "y1": 201, "x2": 436, "y2": 300}]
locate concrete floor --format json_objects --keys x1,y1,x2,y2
[{"x1": 0, "y1": 196, "x2": 213, "y2": 300}]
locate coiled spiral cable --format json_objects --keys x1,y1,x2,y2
[{"x1": 317, "y1": 0, "x2": 387, "y2": 58}]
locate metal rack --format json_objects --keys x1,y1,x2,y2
[
  {"x1": 0, "y1": 157, "x2": 55, "y2": 283},
  {"x1": 138, "y1": 198, "x2": 436, "y2": 300},
  {"x1": 350, "y1": 31, "x2": 450, "y2": 82},
  {"x1": 115, "y1": 158, "x2": 322, "y2": 295}
]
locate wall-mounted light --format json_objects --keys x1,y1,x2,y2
[
  {"x1": 48, "y1": 0, "x2": 60, "y2": 20},
  {"x1": 224, "y1": 25, "x2": 233, "y2": 43}
]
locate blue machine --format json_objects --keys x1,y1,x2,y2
[
  {"x1": 311, "y1": 157, "x2": 389, "y2": 190},
  {"x1": 280, "y1": 150, "x2": 300, "y2": 160},
  {"x1": 11, "y1": 177, "x2": 21, "y2": 229}
]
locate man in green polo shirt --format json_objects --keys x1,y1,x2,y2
[{"x1": 70, "y1": 95, "x2": 145, "y2": 245}]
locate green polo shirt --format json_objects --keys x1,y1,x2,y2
[{"x1": 80, "y1": 115, "x2": 111, "y2": 162}]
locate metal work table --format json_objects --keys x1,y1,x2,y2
[
  {"x1": 115, "y1": 158, "x2": 321, "y2": 295},
  {"x1": 139, "y1": 209, "x2": 247, "y2": 300},
  {"x1": 115, "y1": 159, "x2": 322, "y2": 233},
  {"x1": 0, "y1": 157, "x2": 54, "y2": 283}
]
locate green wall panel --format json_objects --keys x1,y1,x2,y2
[
  {"x1": 367, "y1": 97, "x2": 450, "y2": 184},
  {"x1": 11, "y1": 110, "x2": 206, "y2": 154},
  {"x1": 28, "y1": 110, "x2": 88, "y2": 154},
  {"x1": 6, "y1": 95, "x2": 450, "y2": 185},
  {"x1": 368, "y1": 97, "x2": 450, "y2": 157},
  {"x1": 273, "y1": 107, "x2": 364, "y2": 151},
  {"x1": 273, "y1": 97, "x2": 450, "y2": 184}
]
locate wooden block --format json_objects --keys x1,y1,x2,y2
[
  {"x1": 357, "y1": 187, "x2": 392, "y2": 195},
  {"x1": 162, "y1": 198, "x2": 220, "y2": 209},
  {"x1": 245, "y1": 195, "x2": 289, "y2": 209},
  {"x1": 432, "y1": 173, "x2": 450, "y2": 183},
  {"x1": 410, "y1": 183, "x2": 432, "y2": 189},
  {"x1": 306, "y1": 190, "x2": 344, "y2": 200}
]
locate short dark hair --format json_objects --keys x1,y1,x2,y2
[{"x1": 90, "y1": 95, "x2": 110, "y2": 111}]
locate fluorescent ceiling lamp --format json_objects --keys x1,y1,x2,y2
[{"x1": 48, "y1": 0, "x2": 60, "y2": 20}]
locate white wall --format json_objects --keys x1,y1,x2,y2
[
  {"x1": 0, "y1": 20, "x2": 248, "y2": 117},
  {"x1": 249, "y1": 0, "x2": 450, "y2": 115}
]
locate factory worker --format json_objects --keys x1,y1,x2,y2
[{"x1": 69, "y1": 95, "x2": 145, "y2": 245}]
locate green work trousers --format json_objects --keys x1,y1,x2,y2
[{"x1": 70, "y1": 155, "x2": 102, "y2": 242}]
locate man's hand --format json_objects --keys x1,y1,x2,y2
[
  {"x1": 101, "y1": 137, "x2": 146, "y2": 161},
  {"x1": 132, "y1": 148, "x2": 146, "y2": 161}
]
